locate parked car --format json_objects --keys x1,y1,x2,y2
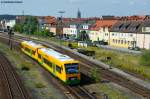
[
  {"x1": 77, "y1": 48, "x2": 95, "y2": 56},
  {"x1": 93, "y1": 41, "x2": 108, "y2": 45},
  {"x1": 128, "y1": 46, "x2": 140, "y2": 51},
  {"x1": 61, "y1": 37, "x2": 68, "y2": 41}
]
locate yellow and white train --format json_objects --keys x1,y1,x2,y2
[{"x1": 21, "y1": 41, "x2": 80, "y2": 85}]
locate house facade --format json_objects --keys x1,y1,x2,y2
[
  {"x1": 88, "y1": 30, "x2": 99, "y2": 41},
  {"x1": 5, "y1": 20, "x2": 16, "y2": 28},
  {"x1": 0, "y1": 19, "x2": 16, "y2": 30},
  {"x1": 89, "y1": 20, "x2": 118, "y2": 42},
  {"x1": 110, "y1": 20, "x2": 150, "y2": 49},
  {"x1": 50, "y1": 26, "x2": 56, "y2": 35},
  {"x1": 63, "y1": 24, "x2": 78, "y2": 37},
  {"x1": 62, "y1": 21, "x2": 93, "y2": 38},
  {"x1": 37, "y1": 16, "x2": 56, "y2": 31}
]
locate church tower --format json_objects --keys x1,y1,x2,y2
[{"x1": 77, "y1": 9, "x2": 81, "y2": 18}]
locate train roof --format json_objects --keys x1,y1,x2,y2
[
  {"x1": 22, "y1": 41, "x2": 43, "y2": 48},
  {"x1": 40, "y1": 48, "x2": 75, "y2": 62}
]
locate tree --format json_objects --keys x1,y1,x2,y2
[
  {"x1": 13, "y1": 24, "x2": 23, "y2": 33},
  {"x1": 42, "y1": 29, "x2": 49, "y2": 37},
  {"x1": 90, "y1": 68, "x2": 101, "y2": 82},
  {"x1": 25, "y1": 16, "x2": 38, "y2": 34},
  {"x1": 78, "y1": 30, "x2": 90, "y2": 42},
  {"x1": 140, "y1": 50, "x2": 150, "y2": 66},
  {"x1": 14, "y1": 16, "x2": 39, "y2": 34}
]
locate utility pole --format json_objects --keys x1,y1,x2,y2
[
  {"x1": 58, "y1": 11, "x2": 65, "y2": 37},
  {"x1": 1, "y1": 1, "x2": 22, "y2": 50},
  {"x1": 22, "y1": 10, "x2": 25, "y2": 24}
]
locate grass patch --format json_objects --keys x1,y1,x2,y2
[
  {"x1": 98, "y1": 84, "x2": 129, "y2": 99},
  {"x1": 140, "y1": 50, "x2": 150, "y2": 66},
  {"x1": 35, "y1": 82, "x2": 46, "y2": 88},
  {"x1": 90, "y1": 68, "x2": 101, "y2": 82},
  {"x1": 85, "y1": 83, "x2": 134, "y2": 99}
]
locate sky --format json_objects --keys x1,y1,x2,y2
[{"x1": 0, "y1": 0, "x2": 150, "y2": 17}]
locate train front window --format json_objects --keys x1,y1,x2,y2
[{"x1": 65, "y1": 63, "x2": 79, "y2": 74}]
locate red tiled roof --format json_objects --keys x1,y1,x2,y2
[
  {"x1": 44, "y1": 16, "x2": 56, "y2": 24},
  {"x1": 90, "y1": 20, "x2": 118, "y2": 31},
  {"x1": 37, "y1": 16, "x2": 56, "y2": 25},
  {"x1": 61, "y1": 17, "x2": 100, "y2": 24},
  {"x1": 120, "y1": 15, "x2": 145, "y2": 21},
  {"x1": 61, "y1": 18, "x2": 88, "y2": 23}
]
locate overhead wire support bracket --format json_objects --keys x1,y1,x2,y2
[{"x1": 0, "y1": 0, "x2": 23, "y2": 3}]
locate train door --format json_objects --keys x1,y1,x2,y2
[{"x1": 37, "y1": 50, "x2": 43, "y2": 65}]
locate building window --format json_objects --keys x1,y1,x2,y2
[
  {"x1": 130, "y1": 34, "x2": 133, "y2": 37},
  {"x1": 121, "y1": 40, "x2": 123, "y2": 44},
  {"x1": 103, "y1": 27, "x2": 105, "y2": 32},
  {"x1": 113, "y1": 39, "x2": 115, "y2": 43},
  {"x1": 128, "y1": 41, "x2": 130, "y2": 45},
  {"x1": 131, "y1": 41, "x2": 135, "y2": 45},
  {"x1": 115, "y1": 40, "x2": 118, "y2": 43},
  {"x1": 118, "y1": 40, "x2": 120, "y2": 44},
  {"x1": 124, "y1": 40, "x2": 127, "y2": 44},
  {"x1": 56, "y1": 65, "x2": 61, "y2": 73},
  {"x1": 105, "y1": 33, "x2": 108, "y2": 36},
  {"x1": 75, "y1": 30, "x2": 77, "y2": 33}
]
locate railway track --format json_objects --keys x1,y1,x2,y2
[
  {"x1": 0, "y1": 53, "x2": 31, "y2": 99},
  {"x1": 67, "y1": 85, "x2": 96, "y2": 99},
  {"x1": 39, "y1": 63, "x2": 97, "y2": 99},
  {"x1": 0, "y1": 34, "x2": 98, "y2": 99},
  {"x1": 0, "y1": 33, "x2": 150, "y2": 98}
]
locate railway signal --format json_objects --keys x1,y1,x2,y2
[{"x1": 7, "y1": 26, "x2": 14, "y2": 50}]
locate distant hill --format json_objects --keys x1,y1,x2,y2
[{"x1": 0, "y1": 15, "x2": 16, "y2": 20}]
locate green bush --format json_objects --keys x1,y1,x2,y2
[
  {"x1": 21, "y1": 66, "x2": 30, "y2": 71},
  {"x1": 35, "y1": 82, "x2": 46, "y2": 88},
  {"x1": 90, "y1": 68, "x2": 101, "y2": 82},
  {"x1": 140, "y1": 50, "x2": 150, "y2": 66}
]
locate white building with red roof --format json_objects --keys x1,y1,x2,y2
[{"x1": 89, "y1": 19, "x2": 118, "y2": 42}]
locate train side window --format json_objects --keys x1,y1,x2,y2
[
  {"x1": 61, "y1": 66, "x2": 63, "y2": 71},
  {"x1": 38, "y1": 54, "x2": 41, "y2": 59},
  {"x1": 43, "y1": 58, "x2": 52, "y2": 68},
  {"x1": 32, "y1": 50, "x2": 36, "y2": 55},
  {"x1": 25, "y1": 47, "x2": 30, "y2": 53},
  {"x1": 56, "y1": 65, "x2": 61, "y2": 73}
]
